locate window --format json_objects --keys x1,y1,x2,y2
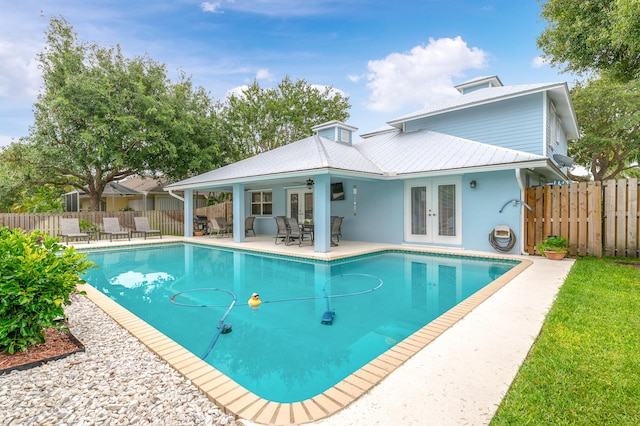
[
  {"x1": 548, "y1": 103, "x2": 557, "y2": 154},
  {"x1": 251, "y1": 191, "x2": 272, "y2": 215},
  {"x1": 340, "y1": 129, "x2": 350, "y2": 143}
]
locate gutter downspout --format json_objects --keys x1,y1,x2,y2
[
  {"x1": 168, "y1": 190, "x2": 184, "y2": 202},
  {"x1": 515, "y1": 168, "x2": 527, "y2": 255}
]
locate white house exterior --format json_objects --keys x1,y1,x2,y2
[{"x1": 165, "y1": 76, "x2": 578, "y2": 254}]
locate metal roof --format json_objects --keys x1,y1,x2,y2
[
  {"x1": 165, "y1": 129, "x2": 555, "y2": 191},
  {"x1": 387, "y1": 82, "x2": 579, "y2": 139},
  {"x1": 165, "y1": 135, "x2": 384, "y2": 190},
  {"x1": 353, "y1": 129, "x2": 547, "y2": 176}
]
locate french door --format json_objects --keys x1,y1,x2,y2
[
  {"x1": 286, "y1": 188, "x2": 314, "y2": 223},
  {"x1": 404, "y1": 178, "x2": 461, "y2": 245}
]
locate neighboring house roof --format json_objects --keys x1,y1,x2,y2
[
  {"x1": 165, "y1": 129, "x2": 553, "y2": 191},
  {"x1": 64, "y1": 177, "x2": 170, "y2": 197},
  {"x1": 66, "y1": 182, "x2": 141, "y2": 197},
  {"x1": 119, "y1": 176, "x2": 166, "y2": 194},
  {"x1": 387, "y1": 82, "x2": 579, "y2": 139}
]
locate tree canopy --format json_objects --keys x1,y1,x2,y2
[
  {"x1": 219, "y1": 77, "x2": 350, "y2": 161},
  {"x1": 537, "y1": 0, "x2": 640, "y2": 80},
  {"x1": 568, "y1": 76, "x2": 640, "y2": 181},
  {"x1": 24, "y1": 17, "x2": 222, "y2": 211},
  {"x1": 3, "y1": 16, "x2": 351, "y2": 212}
]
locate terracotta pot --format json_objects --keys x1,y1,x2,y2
[
  {"x1": 193, "y1": 231, "x2": 204, "y2": 236},
  {"x1": 544, "y1": 250, "x2": 567, "y2": 260}
]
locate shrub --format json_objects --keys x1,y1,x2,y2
[
  {"x1": 0, "y1": 227, "x2": 95, "y2": 354},
  {"x1": 537, "y1": 236, "x2": 569, "y2": 254},
  {"x1": 79, "y1": 219, "x2": 99, "y2": 232}
]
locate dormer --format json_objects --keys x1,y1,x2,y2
[
  {"x1": 454, "y1": 75, "x2": 503, "y2": 95},
  {"x1": 312, "y1": 120, "x2": 358, "y2": 145}
]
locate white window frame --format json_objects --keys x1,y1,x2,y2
[{"x1": 250, "y1": 190, "x2": 273, "y2": 216}]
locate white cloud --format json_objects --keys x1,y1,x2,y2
[
  {"x1": 347, "y1": 74, "x2": 361, "y2": 83},
  {"x1": 207, "y1": 0, "x2": 352, "y2": 17},
  {"x1": 226, "y1": 85, "x2": 249, "y2": 99},
  {"x1": 311, "y1": 84, "x2": 346, "y2": 99},
  {"x1": 0, "y1": 40, "x2": 41, "y2": 98},
  {"x1": 255, "y1": 68, "x2": 274, "y2": 81},
  {"x1": 365, "y1": 36, "x2": 487, "y2": 112},
  {"x1": 201, "y1": 1, "x2": 224, "y2": 13},
  {"x1": 532, "y1": 55, "x2": 549, "y2": 69}
]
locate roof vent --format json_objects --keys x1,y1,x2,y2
[
  {"x1": 312, "y1": 120, "x2": 358, "y2": 145},
  {"x1": 454, "y1": 76, "x2": 503, "y2": 94}
]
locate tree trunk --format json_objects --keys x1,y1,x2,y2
[{"x1": 89, "y1": 192, "x2": 102, "y2": 211}]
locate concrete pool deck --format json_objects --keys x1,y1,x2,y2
[{"x1": 75, "y1": 235, "x2": 575, "y2": 425}]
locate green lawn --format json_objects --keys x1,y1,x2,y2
[{"x1": 491, "y1": 257, "x2": 640, "y2": 425}]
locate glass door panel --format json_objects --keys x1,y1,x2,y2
[{"x1": 405, "y1": 179, "x2": 460, "y2": 244}]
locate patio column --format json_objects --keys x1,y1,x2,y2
[
  {"x1": 313, "y1": 174, "x2": 331, "y2": 253},
  {"x1": 233, "y1": 183, "x2": 245, "y2": 243},
  {"x1": 184, "y1": 189, "x2": 193, "y2": 237}
]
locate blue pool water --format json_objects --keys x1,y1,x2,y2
[{"x1": 81, "y1": 243, "x2": 517, "y2": 403}]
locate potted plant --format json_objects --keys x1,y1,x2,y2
[{"x1": 537, "y1": 236, "x2": 569, "y2": 260}]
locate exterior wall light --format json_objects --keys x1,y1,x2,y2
[{"x1": 470, "y1": 180, "x2": 477, "y2": 189}]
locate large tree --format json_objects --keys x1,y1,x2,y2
[
  {"x1": 537, "y1": 0, "x2": 640, "y2": 80},
  {"x1": 26, "y1": 17, "x2": 222, "y2": 211},
  {"x1": 568, "y1": 76, "x2": 640, "y2": 181},
  {"x1": 220, "y1": 76, "x2": 350, "y2": 160}
]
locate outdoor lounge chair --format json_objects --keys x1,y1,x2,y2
[
  {"x1": 100, "y1": 217, "x2": 130, "y2": 242},
  {"x1": 331, "y1": 216, "x2": 343, "y2": 246},
  {"x1": 131, "y1": 217, "x2": 162, "y2": 239},
  {"x1": 245, "y1": 216, "x2": 256, "y2": 236},
  {"x1": 58, "y1": 218, "x2": 91, "y2": 244},
  {"x1": 209, "y1": 217, "x2": 231, "y2": 238}
]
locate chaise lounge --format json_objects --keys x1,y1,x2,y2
[
  {"x1": 100, "y1": 217, "x2": 130, "y2": 242},
  {"x1": 131, "y1": 217, "x2": 162, "y2": 239},
  {"x1": 58, "y1": 218, "x2": 91, "y2": 244}
]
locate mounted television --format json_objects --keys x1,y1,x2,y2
[{"x1": 331, "y1": 182, "x2": 345, "y2": 201}]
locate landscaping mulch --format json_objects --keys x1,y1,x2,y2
[{"x1": 0, "y1": 328, "x2": 84, "y2": 375}]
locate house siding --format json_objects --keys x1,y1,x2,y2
[
  {"x1": 461, "y1": 170, "x2": 522, "y2": 252},
  {"x1": 545, "y1": 97, "x2": 570, "y2": 160},
  {"x1": 404, "y1": 93, "x2": 544, "y2": 156},
  {"x1": 316, "y1": 128, "x2": 335, "y2": 141}
]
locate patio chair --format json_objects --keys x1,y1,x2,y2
[
  {"x1": 131, "y1": 217, "x2": 162, "y2": 239},
  {"x1": 209, "y1": 217, "x2": 231, "y2": 238},
  {"x1": 58, "y1": 218, "x2": 91, "y2": 244},
  {"x1": 286, "y1": 217, "x2": 312, "y2": 247},
  {"x1": 245, "y1": 216, "x2": 256, "y2": 236},
  {"x1": 331, "y1": 216, "x2": 343, "y2": 246},
  {"x1": 274, "y1": 216, "x2": 288, "y2": 244},
  {"x1": 100, "y1": 217, "x2": 130, "y2": 242}
]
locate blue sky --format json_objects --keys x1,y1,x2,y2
[{"x1": 0, "y1": 0, "x2": 574, "y2": 148}]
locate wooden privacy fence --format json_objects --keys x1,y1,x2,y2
[
  {"x1": 524, "y1": 178, "x2": 640, "y2": 258},
  {"x1": 0, "y1": 202, "x2": 233, "y2": 238},
  {"x1": 0, "y1": 211, "x2": 184, "y2": 237}
]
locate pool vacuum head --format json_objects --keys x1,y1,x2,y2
[
  {"x1": 221, "y1": 323, "x2": 232, "y2": 334},
  {"x1": 321, "y1": 310, "x2": 335, "y2": 325}
]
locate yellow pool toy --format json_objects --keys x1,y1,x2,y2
[{"x1": 248, "y1": 292, "x2": 262, "y2": 307}]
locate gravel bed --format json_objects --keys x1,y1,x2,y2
[{"x1": 0, "y1": 296, "x2": 243, "y2": 426}]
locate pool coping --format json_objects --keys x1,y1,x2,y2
[{"x1": 78, "y1": 241, "x2": 532, "y2": 425}]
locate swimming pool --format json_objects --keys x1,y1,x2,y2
[{"x1": 82, "y1": 243, "x2": 517, "y2": 403}]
